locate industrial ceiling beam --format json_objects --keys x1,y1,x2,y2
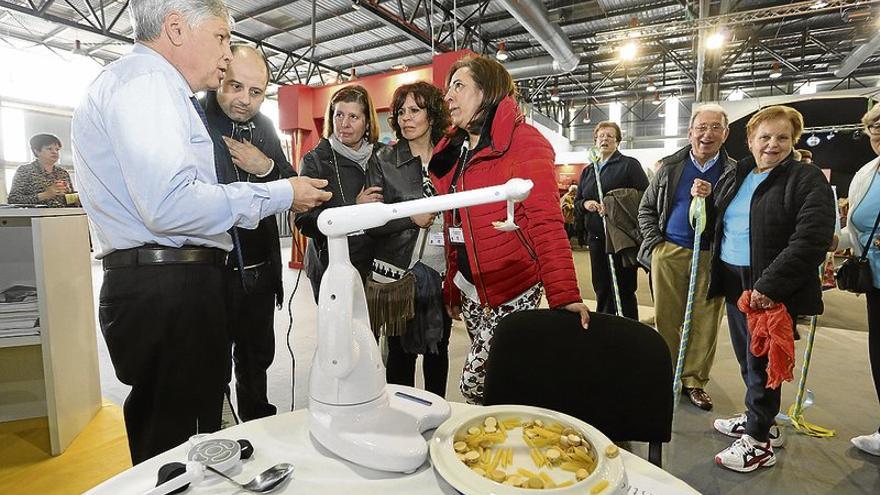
[
  {"x1": 594, "y1": 0, "x2": 880, "y2": 44},
  {"x1": 357, "y1": 0, "x2": 451, "y2": 52}
]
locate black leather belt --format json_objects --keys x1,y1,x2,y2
[{"x1": 102, "y1": 245, "x2": 229, "y2": 270}]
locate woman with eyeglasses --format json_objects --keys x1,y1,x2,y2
[
  {"x1": 295, "y1": 85, "x2": 382, "y2": 300},
  {"x1": 703, "y1": 105, "x2": 834, "y2": 472},
  {"x1": 838, "y1": 107, "x2": 880, "y2": 457},
  {"x1": 365, "y1": 82, "x2": 452, "y2": 397},
  {"x1": 574, "y1": 122, "x2": 649, "y2": 319},
  {"x1": 430, "y1": 56, "x2": 589, "y2": 404}
]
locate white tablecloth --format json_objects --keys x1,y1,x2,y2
[{"x1": 87, "y1": 404, "x2": 698, "y2": 495}]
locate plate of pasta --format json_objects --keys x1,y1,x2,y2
[{"x1": 429, "y1": 405, "x2": 626, "y2": 494}]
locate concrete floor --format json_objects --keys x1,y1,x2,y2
[{"x1": 91, "y1": 239, "x2": 880, "y2": 494}]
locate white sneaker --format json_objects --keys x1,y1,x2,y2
[
  {"x1": 851, "y1": 432, "x2": 880, "y2": 456},
  {"x1": 715, "y1": 435, "x2": 776, "y2": 473},
  {"x1": 713, "y1": 413, "x2": 785, "y2": 448}
]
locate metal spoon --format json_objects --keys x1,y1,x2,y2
[{"x1": 205, "y1": 463, "x2": 294, "y2": 493}]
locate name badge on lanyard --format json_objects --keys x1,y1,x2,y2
[
  {"x1": 429, "y1": 232, "x2": 445, "y2": 246},
  {"x1": 448, "y1": 227, "x2": 465, "y2": 245}
]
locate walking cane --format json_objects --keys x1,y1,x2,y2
[
  {"x1": 672, "y1": 196, "x2": 706, "y2": 407},
  {"x1": 589, "y1": 146, "x2": 623, "y2": 317},
  {"x1": 777, "y1": 262, "x2": 835, "y2": 437}
]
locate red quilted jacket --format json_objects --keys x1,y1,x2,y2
[{"x1": 429, "y1": 96, "x2": 581, "y2": 309}]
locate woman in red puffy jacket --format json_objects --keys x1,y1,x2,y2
[{"x1": 429, "y1": 55, "x2": 589, "y2": 404}]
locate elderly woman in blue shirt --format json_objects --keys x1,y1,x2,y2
[
  {"x1": 839, "y1": 104, "x2": 880, "y2": 457},
  {"x1": 696, "y1": 105, "x2": 834, "y2": 472}
]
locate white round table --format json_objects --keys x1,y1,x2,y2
[{"x1": 87, "y1": 404, "x2": 698, "y2": 495}]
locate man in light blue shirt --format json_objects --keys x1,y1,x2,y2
[{"x1": 72, "y1": 0, "x2": 331, "y2": 463}]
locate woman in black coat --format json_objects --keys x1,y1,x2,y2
[
  {"x1": 699, "y1": 105, "x2": 834, "y2": 473},
  {"x1": 295, "y1": 85, "x2": 382, "y2": 301},
  {"x1": 366, "y1": 81, "x2": 452, "y2": 397},
  {"x1": 574, "y1": 121, "x2": 648, "y2": 319}
]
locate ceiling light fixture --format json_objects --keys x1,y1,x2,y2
[
  {"x1": 646, "y1": 77, "x2": 656, "y2": 92},
  {"x1": 706, "y1": 32, "x2": 725, "y2": 50},
  {"x1": 351, "y1": 0, "x2": 360, "y2": 10},
  {"x1": 496, "y1": 41, "x2": 509, "y2": 61},
  {"x1": 811, "y1": 1, "x2": 829, "y2": 9},
  {"x1": 806, "y1": 134, "x2": 821, "y2": 147},
  {"x1": 550, "y1": 88, "x2": 560, "y2": 102},
  {"x1": 769, "y1": 62, "x2": 782, "y2": 79},
  {"x1": 619, "y1": 41, "x2": 638, "y2": 61},
  {"x1": 652, "y1": 91, "x2": 661, "y2": 105},
  {"x1": 391, "y1": 63, "x2": 408, "y2": 71}
]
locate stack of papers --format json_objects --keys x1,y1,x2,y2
[{"x1": 0, "y1": 285, "x2": 40, "y2": 339}]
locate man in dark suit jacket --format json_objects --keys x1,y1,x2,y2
[{"x1": 202, "y1": 44, "x2": 295, "y2": 421}]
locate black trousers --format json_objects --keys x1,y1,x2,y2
[
  {"x1": 386, "y1": 310, "x2": 453, "y2": 397},
  {"x1": 866, "y1": 288, "x2": 880, "y2": 432},
  {"x1": 227, "y1": 263, "x2": 277, "y2": 421},
  {"x1": 588, "y1": 235, "x2": 639, "y2": 319},
  {"x1": 722, "y1": 262, "x2": 789, "y2": 442},
  {"x1": 99, "y1": 263, "x2": 229, "y2": 464}
]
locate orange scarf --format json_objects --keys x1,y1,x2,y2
[{"x1": 736, "y1": 291, "x2": 795, "y2": 389}]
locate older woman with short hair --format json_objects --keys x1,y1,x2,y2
[
  {"x1": 705, "y1": 105, "x2": 835, "y2": 472},
  {"x1": 575, "y1": 121, "x2": 648, "y2": 319},
  {"x1": 430, "y1": 55, "x2": 588, "y2": 404},
  {"x1": 840, "y1": 104, "x2": 880, "y2": 456}
]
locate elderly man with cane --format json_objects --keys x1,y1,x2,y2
[{"x1": 638, "y1": 104, "x2": 735, "y2": 411}]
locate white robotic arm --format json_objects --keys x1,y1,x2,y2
[{"x1": 308, "y1": 178, "x2": 533, "y2": 473}]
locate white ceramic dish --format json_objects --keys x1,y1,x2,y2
[{"x1": 430, "y1": 405, "x2": 626, "y2": 495}]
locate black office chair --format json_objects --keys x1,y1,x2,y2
[{"x1": 482, "y1": 309, "x2": 673, "y2": 467}]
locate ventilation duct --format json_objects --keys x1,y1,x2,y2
[
  {"x1": 496, "y1": 0, "x2": 579, "y2": 74},
  {"x1": 505, "y1": 56, "x2": 568, "y2": 80},
  {"x1": 834, "y1": 30, "x2": 880, "y2": 78}
]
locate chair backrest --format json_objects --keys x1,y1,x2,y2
[{"x1": 483, "y1": 309, "x2": 672, "y2": 443}]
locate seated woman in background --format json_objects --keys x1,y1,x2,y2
[
  {"x1": 367, "y1": 81, "x2": 452, "y2": 397},
  {"x1": 8, "y1": 133, "x2": 77, "y2": 206},
  {"x1": 295, "y1": 85, "x2": 382, "y2": 301},
  {"x1": 430, "y1": 55, "x2": 589, "y2": 404},
  {"x1": 702, "y1": 105, "x2": 834, "y2": 472}
]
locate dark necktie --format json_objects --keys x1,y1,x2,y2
[{"x1": 190, "y1": 96, "x2": 247, "y2": 281}]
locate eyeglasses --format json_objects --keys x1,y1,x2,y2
[
  {"x1": 232, "y1": 121, "x2": 254, "y2": 143},
  {"x1": 692, "y1": 124, "x2": 727, "y2": 133},
  {"x1": 867, "y1": 123, "x2": 880, "y2": 136}
]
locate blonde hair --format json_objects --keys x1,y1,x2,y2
[
  {"x1": 862, "y1": 104, "x2": 880, "y2": 127},
  {"x1": 746, "y1": 105, "x2": 804, "y2": 143}
]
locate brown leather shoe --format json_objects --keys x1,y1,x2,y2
[{"x1": 684, "y1": 387, "x2": 713, "y2": 411}]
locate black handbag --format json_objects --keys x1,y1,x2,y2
[{"x1": 836, "y1": 207, "x2": 880, "y2": 294}]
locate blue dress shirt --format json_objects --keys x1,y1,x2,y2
[{"x1": 72, "y1": 44, "x2": 293, "y2": 257}]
